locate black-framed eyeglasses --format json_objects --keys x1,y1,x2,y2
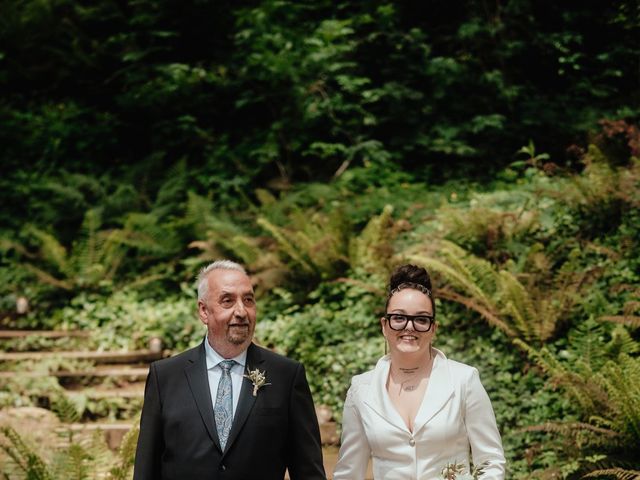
[{"x1": 384, "y1": 313, "x2": 435, "y2": 332}]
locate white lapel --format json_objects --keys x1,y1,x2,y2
[
  {"x1": 361, "y1": 355, "x2": 409, "y2": 433},
  {"x1": 412, "y1": 348, "x2": 454, "y2": 434}
]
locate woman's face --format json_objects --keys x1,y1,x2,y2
[{"x1": 381, "y1": 288, "x2": 436, "y2": 357}]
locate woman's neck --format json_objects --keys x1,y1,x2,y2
[{"x1": 390, "y1": 348, "x2": 434, "y2": 376}]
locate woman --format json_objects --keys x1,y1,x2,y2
[{"x1": 333, "y1": 264, "x2": 505, "y2": 479}]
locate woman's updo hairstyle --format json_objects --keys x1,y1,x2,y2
[{"x1": 386, "y1": 264, "x2": 435, "y2": 318}]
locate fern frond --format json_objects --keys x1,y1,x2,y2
[
  {"x1": 514, "y1": 340, "x2": 604, "y2": 414},
  {"x1": 349, "y1": 204, "x2": 396, "y2": 278},
  {"x1": 605, "y1": 326, "x2": 640, "y2": 357},
  {"x1": 600, "y1": 316, "x2": 640, "y2": 329},
  {"x1": 583, "y1": 468, "x2": 640, "y2": 480},
  {"x1": 52, "y1": 394, "x2": 82, "y2": 423},
  {"x1": 26, "y1": 226, "x2": 69, "y2": 273},
  {"x1": 596, "y1": 355, "x2": 640, "y2": 442},
  {"x1": 257, "y1": 217, "x2": 316, "y2": 275},
  {"x1": 408, "y1": 253, "x2": 495, "y2": 309},
  {"x1": 437, "y1": 287, "x2": 515, "y2": 336},
  {"x1": 51, "y1": 443, "x2": 92, "y2": 480},
  {"x1": 24, "y1": 263, "x2": 73, "y2": 290},
  {"x1": 0, "y1": 426, "x2": 53, "y2": 480},
  {"x1": 75, "y1": 208, "x2": 103, "y2": 274},
  {"x1": 108, "y1": 426, "x2": 139, "y2": 480},
  {"x1": 521, "y1": 421, "x2": 618, "y2": 438},
  {"x1": 498, "y1": 270, "x2": 538, "y2": 342}
]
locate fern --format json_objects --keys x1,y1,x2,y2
[
  {"x1": 409, "y1": 243, "x2": 512, "y2": 336},
  {"x1": 349, "y1": 204, "x2": 398, "y2": 279},
  {"x1": 596, "y1": 355, "x2": 640, "y2": 443},
  {"x1": 600, "y1": 316, "x2": 640, "y2": 330},
  {"x1": 568, "y1": 319, "x2": 610, "y2": 370},
  {"x1": 51, "y1": 443, "x2": 92, "y2": 480},
  {"x1": 108, "y1": 425, "x2": 139, "y2": 480},
  {"x1": 604, "y1": 325, "x2": 640, "y2": 358},
  {"x1": 583, "y1": 468, "x2": 640, "y2": 480},
  {"x1": 7, "y1": 207, "x2": 167, "y2": 294},
  {"x1": 408, "y1": 240, "x2": 591, "y2": 345},
  {"x1": 257, "y1": 205, "x2": 351, "y2": 280},
  {"x1": 51, "y1": 394, "x2": 81, "y2": 424},
  {"x1": 0, "y1": 426, "x2": 53, "y2": 480},
  {"x1": 498, "y1": 270, "x2": 538, "y2": 342}
]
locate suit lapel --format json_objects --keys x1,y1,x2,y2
[
  {"x1": 184, "y1": 341, "x2": 222, "y2": 451},
  {"x1": 362, "y1": 355, "x2": 408, "y2": 433},
  {"x1": 412, "y1": 349, "x2": 454, "y2": 434},
  {"x1": 362, "y1": 351, "x2": 455, "y2": 435},
  {"x1": 224, "y1": 343, "x2": 261, "y2": 453}
]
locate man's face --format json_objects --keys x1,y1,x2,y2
[{"x1": 198, "y1": 269, "x2": 257, "y2": 355}]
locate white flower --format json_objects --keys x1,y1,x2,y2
[
  {"x1": 244, "y1": 368, "x2": 271, "y2": 396},
  {"x1": 440, "y1": 460, "x2": 488, "y2": 480}
]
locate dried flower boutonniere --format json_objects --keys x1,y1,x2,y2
[{"x1": 244, "y1": 368, "x2": 271, "y2": 396}]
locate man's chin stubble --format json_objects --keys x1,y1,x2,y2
[{"x1": 227, "y1": 328, "x2": 251, "y2": 345}]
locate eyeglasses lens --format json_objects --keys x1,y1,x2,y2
[{"x1": 386, "y1": 314, "x2": 433, "y2": 332}]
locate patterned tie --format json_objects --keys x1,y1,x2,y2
[{"x1": 214, "y1": 360, "x2": 236, "y2": 450}]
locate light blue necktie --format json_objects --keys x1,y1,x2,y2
[{"x1": 214, "y1": 360, "x2": 236, "y2": 450}]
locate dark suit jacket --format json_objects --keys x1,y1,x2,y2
[{"x1": 133, "y1": 341, "x2": 326, "y2": 480}]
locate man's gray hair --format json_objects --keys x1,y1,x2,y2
[{"x1": 196, "y1": 260, "x2": 247, "y2": 301}]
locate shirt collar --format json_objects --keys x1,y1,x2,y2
[{"x1": 204, "y1": 336, "x2": 248, "y2": 370}]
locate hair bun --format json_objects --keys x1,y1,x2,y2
[{"x1": 389, "y1": 264, "x2": 432, "y2": 292}]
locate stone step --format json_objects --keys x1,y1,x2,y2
[
  {"x1": 0, "y1": 366, "x2": 150, "y2": 379},
  {"x1": 0, "y1": 350, "x2": 163, "y2": 364},
  {"x1": 83, "y1": 386, "x2": 145, "y2": 399},
  {"x1": 0, "y1": 330, "x2": 89, "y2": 339}
]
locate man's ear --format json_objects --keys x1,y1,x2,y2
[{"x1": 197, "y1": 300, "x2": 208, "y2": 325}]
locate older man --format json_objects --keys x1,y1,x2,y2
[{"x1": 134, "y1": 260, "x2": 326, "y2": 480}]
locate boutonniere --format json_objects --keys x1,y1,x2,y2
[
  {"x1": 441, "y1": 461, "x2": 488, "y2": 480},
  {"x1": 244, "y1": 368, "x2": 271, "y2": 396}
]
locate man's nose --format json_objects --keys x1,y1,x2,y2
[{"x1": 233, "y1": 299, "x2": 247, "y2": 317}]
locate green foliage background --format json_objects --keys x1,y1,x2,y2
[{"x1": 1, "y1": 0, "x2": 639, "y2": 478}]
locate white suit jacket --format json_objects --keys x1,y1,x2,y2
[{"x1": 333, "y1": 349, "x2": 505, "y2": 479}]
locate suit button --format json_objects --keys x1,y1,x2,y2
[
  {"x1": 220, "y1": 465, "x2": 226, "y2": 471},
  {"x1": 409, "y1": 438, "x2": 415, "y2": 447}
]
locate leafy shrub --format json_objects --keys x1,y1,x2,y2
[
  {"x1": 257, "y1": 279, "x2": 384, "y2": 420},
  {"x1": 56, "y1": 289, "x2": 203, "y2": 352}
]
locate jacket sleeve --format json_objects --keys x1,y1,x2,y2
[
  {"x1": 133, "y1": 363, "x2": 163, "y2": 480},
  {"x1": 332, "y1": 381, "x2": 371, "y2": 480},
  {"x1": 464, "y1": 368, "x2": 506, "y2": 479},
  {"x1": 285, "y1": 363, "x2": 327, "y2": 480}
]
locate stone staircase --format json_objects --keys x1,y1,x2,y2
[
  {"x1": 0, "y1": 330, "x2": 344, "y2": 467},
  {"x1": 0, "y1": 329, "x2": 161, "y2": 449}
]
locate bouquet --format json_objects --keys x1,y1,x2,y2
[{"x1": 441, "y1": 461, "x2": 488, "y2": 480}]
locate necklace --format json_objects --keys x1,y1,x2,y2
[
  {"x1": 391, "y1": 353, "x2": 434, "y2": 394},
  {"x1": 399, "y1": 367, "x2": 418, "y2": 374},
  {"x1": 393, "y1": 366, "x2": 425, "y2": 393}
]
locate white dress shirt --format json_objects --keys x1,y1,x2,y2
[{"x1": 204, "y1": 337, "x2": 247, "y2": 417}]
